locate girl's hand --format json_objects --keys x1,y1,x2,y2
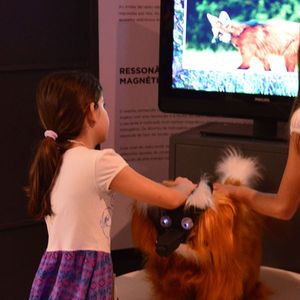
[
  {"x1": 163, "y1": 177, "x2": 196, "y2": 199},
  {"x1": 213, "y1": 182, "x2": 255, "y2": 204},
  {"x1": 213, "y1": 182, "x2": 232, "y2": 197}
]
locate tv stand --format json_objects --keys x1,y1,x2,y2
[
  {"x1": 169, "y1": 126, "x2": 300, "y2": 273},
  {"x1": 198, "y1": 120, "x2": 288, "y2": 141}
]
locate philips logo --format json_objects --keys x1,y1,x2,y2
[{"x1": 254, "y1": 97, "x2": 270, "y2": 103}]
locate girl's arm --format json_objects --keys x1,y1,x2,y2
[
  {"x1": 110, "y1": 166, "x2": 196, "y2": 209},
  {"x1": 214, "y1": 134, "x2": 300, "y2": 220}
]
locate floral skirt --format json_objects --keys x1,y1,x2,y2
[{"x1": 29, "y1": 250, "x2": 113, "y2": 300}]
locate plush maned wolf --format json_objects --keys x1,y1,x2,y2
[
  {"x1": 131, "y1": 148, "x2": 271, "y2": 300},
  {"x1": 207, "y1": 11, "x2": 300, "y2": 72}
]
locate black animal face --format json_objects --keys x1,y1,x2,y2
[{"x1": 148, "y1": 205, "x2": 204, "y2": 256}]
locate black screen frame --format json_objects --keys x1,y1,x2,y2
[{"x1": 158, "y1": 0, "x2": 295, "y2": 123}]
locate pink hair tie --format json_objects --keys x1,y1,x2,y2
[{"x1": 44, "y1": 130, "x2": 58, "y2": 140}]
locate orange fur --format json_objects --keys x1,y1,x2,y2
[{"x1": 131, "y1": 178, "x2": 272, "y2": 300}]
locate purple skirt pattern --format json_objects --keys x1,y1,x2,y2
[{"x1": 29, "y1": 250, "x2": 113, "y2": 300}]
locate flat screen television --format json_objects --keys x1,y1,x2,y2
[{"x1": 158, "y1": 0, "x2": 300, "y2": 140}]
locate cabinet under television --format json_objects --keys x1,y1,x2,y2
[{"x1": 169, "y1": 124, "x2": 300, "y2": 273}]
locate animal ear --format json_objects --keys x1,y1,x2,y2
[
  {"x1": 207, "y1": 13, "x2": 218, "y2": 25},
  {"x1": 185, "y1": 179, "x2": 214, "y2": 210},
  {"x1": 219, "y1": 11, "x2": 230, "y2": 24},
  {"x1": 215, "y1": 147, "x2": 262, "y2": 187}
]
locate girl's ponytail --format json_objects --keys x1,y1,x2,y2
[{"x1": 26, "y1": 137, "x2": 64, "y2": 220}]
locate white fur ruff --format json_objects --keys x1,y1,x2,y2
[
  {"x1": 175, "y1": 244, "x2": 199, "y2": 264},
  {"x1": 215, "y1": 147, "x2": 262, "y2": 186}
]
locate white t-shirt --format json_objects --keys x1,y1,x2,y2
[{"x1": 45, "y1": 147, "x2": 128, "y2": 253}]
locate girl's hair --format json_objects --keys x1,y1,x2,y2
[{"x1": 26, "y1": 70, "x2": 102, "y2": 220}]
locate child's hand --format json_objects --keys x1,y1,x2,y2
[
  {"x1": 213, "y1": 182, "x2": 245, "y2": 199},
  {"x1": 213, "y1": 182, "x2": 255, "y2": 204},
  {"x1": 163, "y1": 177, "x2": 196, "y2": 199},
  {"x1": 213, "y1": 182, "x2": 232, "y2": 197}
]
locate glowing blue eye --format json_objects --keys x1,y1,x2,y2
[
  {"x1": 160, "y1": 216, "x2": 172, "y2": 228},
  {"x1": 181, "y1": 217, "x2": 194, "y2": 230}
]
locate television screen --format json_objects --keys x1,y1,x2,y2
[{"x1": 159, "y1": 0, "x2": 300, "y2": 138}]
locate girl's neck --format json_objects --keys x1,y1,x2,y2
[{"x1": 68, "y1": 139, "x2": 89, "y2": 148}]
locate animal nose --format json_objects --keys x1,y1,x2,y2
[{"x1": 155, "y1": 229, "x2": 187, "y2": 257}]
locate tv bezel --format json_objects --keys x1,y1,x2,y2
[{"x1": 158, "y1": 0, "x2": 296, "y2": 123}]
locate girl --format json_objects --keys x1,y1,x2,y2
[
  {"x1": 214, "y1": 48, "x2": 300, "y2": 220},
  {"x1": 26, "y1": 71, "x2": 195, "y2": 299}
]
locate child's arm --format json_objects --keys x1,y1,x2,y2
[
  {"x1": 214, "y1": 133, "x2": 300, "y2": 220},
  {"x1": 110, "y1": 166, "x2": 196, "y2": 209}
]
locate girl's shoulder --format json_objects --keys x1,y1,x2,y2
[
  {"x1": 95, "y1": 148, "x2": 128, "y2": 168},
  {"x1": 290, "y1": 108, "x2": 300, "y2": 134},
  {"x1": 66, "y1": 147, "x2": 126, "y2": 165},
  {"x1": 94, "y1": 148, "x2": 128, "y2": 191},
  {"x1": 96, "y1": 148, "x2": 124, "y2": 158}
]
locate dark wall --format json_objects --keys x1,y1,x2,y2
[{"x1": 0, "y1": 1, "x2": 99, "y2": 299}]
